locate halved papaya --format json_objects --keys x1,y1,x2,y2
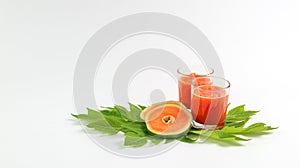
[
  {"x1": 142, "y1": 101, "x2": 192, "y2": 138},
  {"x1": 140, "y1": 100, "x2": 184, "y2": 120}
]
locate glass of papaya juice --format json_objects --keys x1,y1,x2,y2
[
  {"x1": 177, "y1": 66, "x2": 214, "y2": 109},
  {"x1": 191, "y1": 76, "x2": 230, "y2": 129}
]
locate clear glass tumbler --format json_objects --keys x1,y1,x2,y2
[
  {"x1": 191, "y1": 76, "x2": 230, "y2": 129},
  {"x1": 177, "y1": 66, "x2": 214, "y2": 109}
]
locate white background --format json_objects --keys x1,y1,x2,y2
[{"x1": 1, "y1": 0, "x2": 300, "y2": 167}]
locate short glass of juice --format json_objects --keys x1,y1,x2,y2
[
  {"x1": 177, "y1": 66, "x2": 214, "y2": 109},
  {"x1": 191, "y1": 76, "x2": 230, "y2": 129}
]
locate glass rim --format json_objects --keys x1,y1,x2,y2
[
  {"x1": 176, "y1": 66, "x2": 214, "y2": 76},
  {"x1": 191, "y1": 76, "x2": 231, "y2": 89},
  {"x1": 192, "y1": 85, "x2": 229, "y2": 99}
]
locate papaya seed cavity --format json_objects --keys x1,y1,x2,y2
[{"x1": 162, "y1": 115, "x2": 175, "y2": 124}]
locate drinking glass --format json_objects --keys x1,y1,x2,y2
[
  {"x1": 191, "y1": 76, "x2": 230, "y2": 129},
  {"x1": 177, "y1": 66, "x2": 214, "y2": 109}
]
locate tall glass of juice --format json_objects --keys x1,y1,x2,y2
[
  {"x1": 191, "y1": 76, "x2": 230, "y2": 129},
  {"x1": 177, "y1": 66, "x2": 214, "y2": 109}
]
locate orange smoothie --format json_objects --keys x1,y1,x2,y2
[
  {"x1": 178, "y1": 73, "x2": 211, "y2": 108},
  {"x1": 191, "y1": 85, "x2": 229, "y2": 127}
]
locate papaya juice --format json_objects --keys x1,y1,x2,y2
[
  {"x1": 191, "y1": 85, "x2": 229, "y2": 127},
  {"x1": 178, "y1": 74, "x2": 193, "y2": 108},
  {"x1": 178, "y1": 73, "x2": 212, "y2": 109}
]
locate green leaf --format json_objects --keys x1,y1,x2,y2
[
  {"x1": 103, "y1": 115, "x2": 126, "y2": 130},
  {"x1": 189, "y1": 128, "x2": 249, "y2": 141},
  {"x1": 149, "y1": 137, "x2": 164, "y2": 145},
  {"x1": 165, "y1": 139, "x2": 175, "y2": 144},
  {"x1": 114, "y1": 104, "x2": 143, "y2": 122},
  {"x1": 225, "y1": 105, "x2": 259, "y2": 128},
  {"x1": 138, "y1": 104, "x2": 147, "y2": 110},
  {"x1": 244, "y1": 123, "x2": 278, "y2": 133},
  {"x1": 100, "y1": 106, "x2": 115, "y2": 111},
  {"x1": 180, "y1": 133, "x2": 200, "y2": 143},
  {"x1": 120, "y1": 122, "x2": 148, "y2": 136},
  {"x1": 100, "y1": 109, "x2": 121, "y2": 118},
  {"x1": 209, "y1": 131, "x2": 250, "y2": 141},
  {"x1": 86, "y1": 122, "x2": 118, "y2": 135},
  {"x1": 124, "y1": 133, "x2": 148, "y2": 147},
  {"x1": 226, "y1": 110, "x2": 259, "y2": 122},
  {"x1": 221, "y1": 123, "x2": 277, "y2": 135},
  {"x1": 72, "y1": 108, "x2": 118, "y2": 135},
  {"x1": 72, "y1": 108, "x2": 104, "y2": 124},
  {"x1": 227, "y1": 104, "x2": 245, "y2": 115},
  {"x1": 128, "y1": 103, "x2": 143, "y2": 122},
  {"x1": 221, "y1": 126, "x2": 246, "y2": 134},
  {"x1": 180, "y1": 137, "x2": 197, "y2": 143},
  {"x1": 114, "y1": 105, "x2": 130, "y2": 121},
  {"x1": 189, "y1": 129, "x2": 202, "y2": 135},
  {"x1": 185, "y1": 132, "x2": 200, "y2": 140},
  {"x1": 71, "y1": 113, "x2": 78, "y2": 118},
  {"x1": 225, "y1": 119, "x2": 249, "y2": 127}
]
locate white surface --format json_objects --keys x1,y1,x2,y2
[
  {"x1": 1, "y1": 0, "x2": 300, "y2": 167},
  {"x1": 94, "y1": 33, "x2": 204, "y2": 106}
]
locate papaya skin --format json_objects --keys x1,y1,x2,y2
[{"x1": 141, "y1": 101, "x2": 192, "y2": 139}]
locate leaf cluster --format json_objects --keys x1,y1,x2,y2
[{"x1": 72, "y1": 104, "x2": 277, "y2": 147}]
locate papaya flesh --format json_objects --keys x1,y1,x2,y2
[
  {"x1": 140, "y1": 100, "x2": 185, "y2": 120},
  {"x1": 141, "y1": 101, "x2": 192, "y2": 138}
]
